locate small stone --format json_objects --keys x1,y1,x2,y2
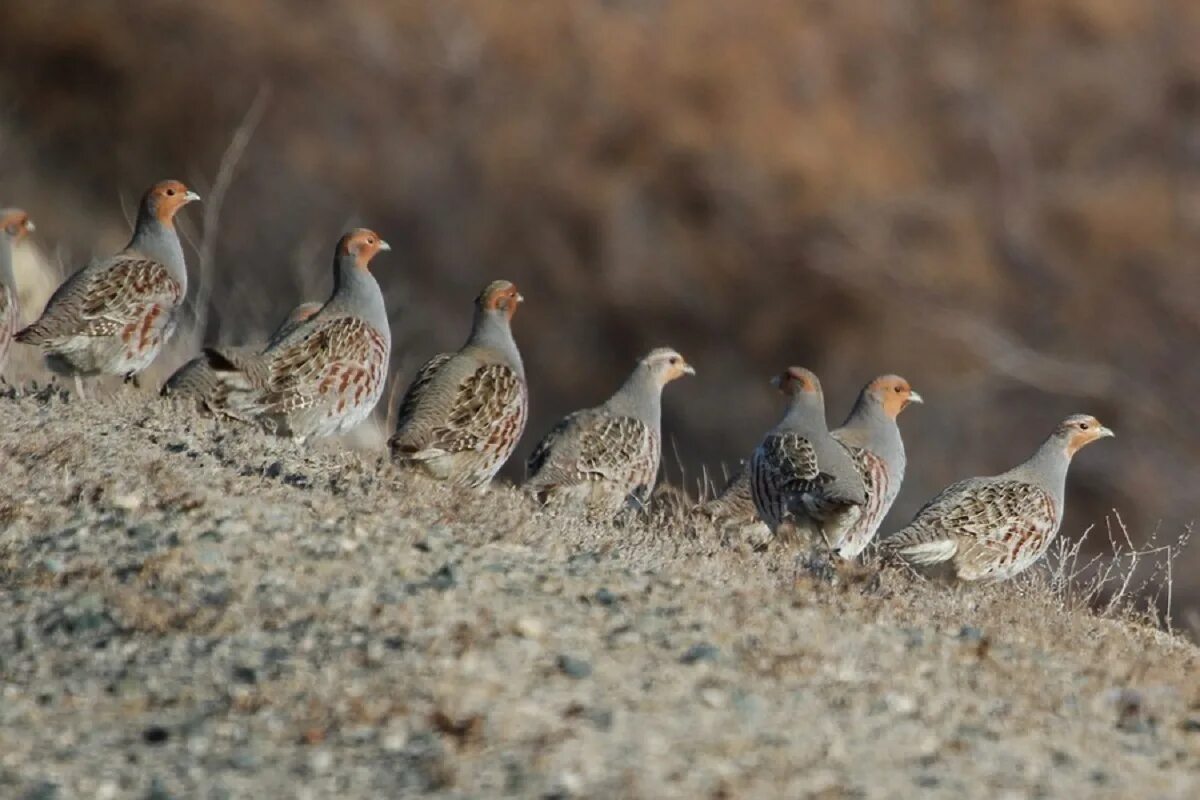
[
  {"x1": 144, "y1": 777, "x2": 173, "y2": 800},
  {"x1": 513, "y1": 617, "x2": 545, "y2": 640},
  {"x1": 700, "y1": 688, "x2": 727, "y2": 708},
  {"x1": 886, "y1": 693, "x2": 918, "y2": 715},
  {"x1": 593, "y1": 588, "x2": 618, "y2": 607},
  {"x1": 142, "y1": 725, "x2": 170, "y2": 745},
  {"x1": 232, "y1": 665, "x2": 257, "y2": 685},
  {"x1": 112, "y1": 492, "x2": 143, "y2": 511},
  {"x1": 680, "y1": 643, "x2": 719, "y2": 665},
  {"x1": 309, "y1": 749, "x2": 333, "y2": 775},
  {"x1": 20, "y1": 782, "x2": 59, "y2": 800},
  {"x1": 557, "y1": 655, "x2": 592, "y2": 679},
  {"x1": 428, "y1": 563, "x2": 457, "y2": 591},
  {"x1": 957, "y1": 626, "x2": 984, "y2": 642}
]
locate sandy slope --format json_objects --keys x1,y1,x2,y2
[{"x1": 0, "y1": 388, "x2": 1197, "y2": 799}]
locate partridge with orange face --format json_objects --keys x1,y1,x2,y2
[
  {"x1": 0, "y1": 208, "x2": 35, "y2": 376},
  {"x1": 830, "y1": 375, "x2": 922, "y2": 558},
  {"x1": 17, "y1": 180, "x2": 199, "y2": 390},
  {"x1": 881, "y1": 414, "x2": 1114, "y2": 581},
  {"x1": 389, "y1": 280, "x2": 527, "y2": 488},
  {"x1": 204, "y1": 229, "x2": 392, "y2": 440},
  {"x1": 160, "y1": 301, "x2": 322, "y2": 409},
  {"x1": 749, "y1": 367, "x2": 866, "y2": 547},
  {"x1": 525, "y1": 347, "x2": 694, "y2": 517}
]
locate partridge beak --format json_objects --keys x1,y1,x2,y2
[
  {"x1": 379, "y1": 240, "x2": 392, "y2": 252},
  {"x1": 682, "y1": 363, "x2": 696, "y2": 376},
  {"x1": 184, "y1": 191, "x2": 201, "y2": 203},
  {"x1": 1098, "y1": 425, "x2": 1115, "y2": 439},
  {"x1": 515, "y1": 293, "x2": 525, "y2": 303},
  {"x1": 908, "y1": 390, "x2": 924, "y2": 404}
]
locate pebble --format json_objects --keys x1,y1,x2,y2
[
  {"x1": 680, "y1": 643, "x2": 719, "y2": 665},
  {"x1": 513, "y1": 617, "x2": 545, "y2": 640},
  {"x1": 556, "y1": 655, "x2": 592, "y2": 679}
]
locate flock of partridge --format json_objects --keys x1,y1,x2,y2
[{"x1": 0, "y1": 180, "x2": 1115, "y2": 583}]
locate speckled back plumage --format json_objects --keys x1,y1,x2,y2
[
  {"x1": 389, "y1": 280, "x2": 527, "y2": 489},
  {"x1": 161, "y1": 302, "x2": 322, "y2": 410},
  {"x1": 205, "y1": 230, "x2": 392, "y2": 440},
  {"x1": 882, "y1": 414, "x2": 1113, "y2": 582},
  {"x1": 524, "y1": 347, "x2": 693, "y2": 517},
  {"x1": 16, "y1": 181, "x2": 197, "y2": 379},
  {"x1": 0, "y1": 209, "x2": 34, "y2": 376},
  {"x1": 749, "y1": 368, "x2": 866, "y2": 546},
  {"x1": 829, "y1": 375, "x2": 921, "y2": 559}
]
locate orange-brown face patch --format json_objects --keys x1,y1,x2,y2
[
  {"x1": 482, "y1": 282, "x2": 521, "y2": 319},
  {"x1": 340, "y1": 228, "x2": 387, "y2": 271},
  {"x1": 872, "y1": 376, "x2": 914, "y2": 418},
  {"x1": 0, "y1": 210, "x2": 32, "y2": 239},
  {"x1": 147, "y1": 180, "x2": 196, "y2": 224},
  {"x1": 780, "y1": 367, "x2": 818, "y2": 395}
]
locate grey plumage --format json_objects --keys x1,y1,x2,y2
[
  {"x1": 829, "y1": 375, "x2": 922, "y2": 558},
  {"x1": 525, "y1": 347, "x2": 694, "y2": 517},
  {"x1": 389, "y1": 280, "x2": 527, "y2": 489},
  {"x1": 881, "y1": 414, "x2": 1114, "y2": 582},
  {"x1": 0, "y1": 209, "x2": 34, "y2": 376},
  {"x1": 201, "y1": 229, "x2": 393, "y2": 440},
  {"x1": 749, "y1": 367, "x2": 866, "y2": 547},
  {"x1": 160, "y1": 301, "x2": 322, "y2": 407},
  {"x1": 17, "y1": 181, "x2": 198, "y2": 381}
]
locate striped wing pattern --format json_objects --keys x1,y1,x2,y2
[
  {"x1": 18, "y1": 257, "x2": 182, "y2": 376},
  {"x1": 885, "y1": 478, "x2": 1059, "y2": 581},
  {"x1": 835, "y1": 446, "x2": 891, "y2": 558},
  {"x1": 749, "y1": 431, "x2": 820, "y2": 530},
  {"x1": 527, "y1": 413, "x2": 659, "y2": 512},
  {"x1": 0, "y1": 285, "x2": 16, "y2": 372},
  {"x1": 258, "y1": 316, "x2": 390, "y2": 438}
]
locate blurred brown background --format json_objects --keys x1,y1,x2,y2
[{"x1": 0, "y1": 1, "x2": 1196, "y2": 616}]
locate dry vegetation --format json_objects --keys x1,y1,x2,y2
[{"x1": 0, "y1": 390, "x2": 1198, "y2": 797}]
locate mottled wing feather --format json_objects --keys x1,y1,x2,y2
[
  {"x1": 750, "y1": 432, "x2": 820, "y2": 528},
  {"x1": 21, "y1": 258, "x2": 180, "y2": 342},
  {"x1": 885, "y1": 479, "x2": 1058, "y2": 580},
  {"x1": 701, "y1": 467, "x2": 758, "y2": 523},
  {"x1": 433, "y1": 363, "x2": 527, "y2": 455},
  {"x1": 529, "y1": 413, "x2": 657, "y2": 490},
  {"x1": 259, "y1": 316, "x2": 388, "y2": 421},
  {"x1": 393, "y1": 353, "x2": 455, "y2": 437},
  {"x1": 0, "y1": 285, "x2": 15, "y2": 368},
  {"x1": 835, "y1": 445, "x2": 891, "y2": 557}
]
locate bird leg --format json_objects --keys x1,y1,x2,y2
[{"x1": 73, "y1": 376, "x2": 89, "y2": 402}]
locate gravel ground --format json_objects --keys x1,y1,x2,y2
[{"x1": 1, "y1": 388, "x2": 1198, "y2": 799}]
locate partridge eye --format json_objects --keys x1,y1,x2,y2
[
  {"x1": 894, "y1": 386, "x2": 904, "y2": 393},
  {"x1": 669, "y1": 357, "x2": 679, "y2": 365},
  {"x1": 1079, "y1": 423, "x2": 1089, "y2": 430},
  {"x1": 165, "y1": 188, "x2": 176, "y2": 196}
]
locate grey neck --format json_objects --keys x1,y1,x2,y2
[
  {"x1": 325, "y1": 254, "x2": 391, "y2": 345},
  {"x1": 128, "y1": 214, "x2": 188, "y2": 289},
  {"x1": 467, "y1": 308, "x2": 523, "y2": 376},
  {"x1": 840, "y1": 395, "x2": 904, "y2": 461},
  {"x1": 0, "y1": 233, "x2": 14, "y2": 289},
  {"x1": 1003, "y1": 435, "x2": 1072, "y2": 504},
  {"x1": 603, "y1": 364, "x2": 663, "y2": 426},
  {"x1": 778, "y1": 390, "x2": 827, "y2": 432}
]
